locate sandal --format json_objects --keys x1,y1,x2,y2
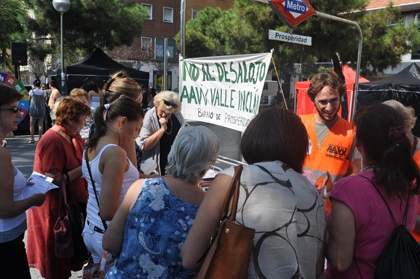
[{"x1": 27, "y1": 140, "x2": 35, "y2": 144}]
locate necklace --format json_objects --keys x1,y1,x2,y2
[
  {"x1": 362, "y1": 164, "x2": 374, "y2": 172},
  {"x1": 165, "y1": 118, "x2": 173, "y2": 135},
  {"x1": 413, "y1": 137, "x2": 418, "y2": 155}
]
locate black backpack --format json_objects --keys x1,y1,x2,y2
[{"x1": 360, "y1": 175, "x2": 420, "y2": 279}]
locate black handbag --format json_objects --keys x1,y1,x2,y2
[{"x1": 62, "y1": 173, "x2": 91, "y2": 263}]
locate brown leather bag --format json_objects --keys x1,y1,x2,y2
[{"x1": 194, "y1": 165, "x2": 255, "y2": 279}]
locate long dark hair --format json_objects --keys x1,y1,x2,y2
[
  {"x1": 240, "y1": 106, "x2": 308, "y2": 173},
  {"x1": 87, "y1": 97, "x2": 144, "y2": 151},
  {"x1": 356, "y1": 104, "x2": 420, "y2": 197}
]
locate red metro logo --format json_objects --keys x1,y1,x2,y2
[{"x1": 269, "y1": 0, "x2": 315, "y2": 28}]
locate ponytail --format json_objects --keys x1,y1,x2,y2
[
  {"x1": 86, "y1": 105, "x2": 108, "y2": 151},
  {"x1": 86, "y1": 97, "x2": 144, "y2": 151},
  {"x1": 356, "y1": 104, "x2": 420, "y2": 198}
]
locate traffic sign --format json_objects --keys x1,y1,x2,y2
[
  {"x1": 268, "y1": 30, "x2": 312, "y2": 46},
  {"x1": 269, "y1": 0, "x2": 315, "y2": 28}
]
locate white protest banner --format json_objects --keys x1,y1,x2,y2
[{"x1": 180, "y1": 52, "x2": 272, "y2": 132}]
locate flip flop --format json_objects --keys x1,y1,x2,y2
[{"x1": 27, "y1": 140, "x2": 35, "y2": 144}]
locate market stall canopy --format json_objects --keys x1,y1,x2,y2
[
  {"x1": 357, "y1": 63, "x2": 420, "y2": 136},
  {"x1": 55, "y1": 48, "x2": 149, "y2": 94},
  {"x1": 295, "y1": 64, "x2": 369, "y2": 121}
]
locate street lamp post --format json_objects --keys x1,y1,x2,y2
[{"x1": 52, "y1": 0, "x2": 71, "y2": 95}]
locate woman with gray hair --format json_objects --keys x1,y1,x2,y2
[
  {"x1": 137, "y1": 90, "x2": 186, "y2": 175},
  {"x1": 103, "y1": 126, "x2": 220, "y2": 278}
]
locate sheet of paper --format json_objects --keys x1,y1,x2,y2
[{"x1": 21, "y1": 171, "x2": 58, "y2": 200}]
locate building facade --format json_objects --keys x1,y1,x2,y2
[
  {"x1": 109, "y1": 0, "x2": 234, "y2": 90},
  {"x1": 366, "y1": 0, "x2": 420, "y2": 74}
]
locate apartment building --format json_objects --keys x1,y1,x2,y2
[
  {"x1": 112, "y1": 0, "x2": 234, "y2": 90},
  {"x1": 366, "y1": 0, "x2": 420, "y2": 74}
]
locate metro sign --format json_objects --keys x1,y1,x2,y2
[{"x1": 269, "y1": 0, "x2": 315, "y2": 28}]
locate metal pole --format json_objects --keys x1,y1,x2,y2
[
  {"x1": 60, "y1": 12, "x2": 66, "y2": 95},
  {"x1": 315, "y1": 11, "x2": 363, "y2": 121},
  {"x1": 163, "y1": 38, "x2": 168, "y2": 91},
  {"x1": 180, "y1": 0, "x2": 186, "y2": 58}
]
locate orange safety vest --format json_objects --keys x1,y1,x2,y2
[
  {"x1": 301, "y1": 114, "x2": 355, "y2": 212},
  {"x1": 301, "y1": 114, "x2": 355, "y2": 184},
  {"x1": 412, "y1": 150, "x2": 420, "y2": 242}
]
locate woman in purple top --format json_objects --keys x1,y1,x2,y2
[{"x1": 325, "y1": 104, "x2": 420, "y2": 279}]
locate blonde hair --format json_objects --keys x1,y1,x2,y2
[
  {"x1": 101, "y1": 71, "x2": 143, "y2": 105},
  {"x1": 153, "y1": 91, "x2": 182, "y2": 113},
  {"x1": 70, "y1": 88, "x2": 89, "y2": 100},
  {"x1": 383, "y1": 100, "x2": 417, "y2": 131}
]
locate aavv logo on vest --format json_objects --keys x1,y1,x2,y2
[{"x1": 326, "y1": 144, "x2": 347, "y2": 161}]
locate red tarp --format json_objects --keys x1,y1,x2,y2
[{"x1": 295, "y1": 64, "x2": 369, "y2": 121}]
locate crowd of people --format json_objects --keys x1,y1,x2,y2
[{"x1": 1, "y1": 69, "x2": 420, "y2": 279}]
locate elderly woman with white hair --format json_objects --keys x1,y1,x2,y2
[
  {"x1": 103, "y1": 125, "x2": 220, "y2": 278},
  {"x1": 137, "y1": 90, "x2": 186, "y2": 175}
]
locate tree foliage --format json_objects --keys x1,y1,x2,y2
[
  {"x1": 21, "y1": 0, "x2": 148, "y2": 64},
  {"x1": 0, "y1": 0, "x2": 28, "y2": 72},
  {"x1": 178, "y1": 0, "x2": 420, "y2": 78}
]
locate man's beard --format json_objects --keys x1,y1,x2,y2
[{"x1": 315, "y1": 103, "x2": 340, "y2": 123}]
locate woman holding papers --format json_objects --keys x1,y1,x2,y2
[
  {"x1": 0, "y1": 84, "x2": 45, "y2": 279},
  {"x1": 27, "y1": 97, "x2": 91, "y2": 279}
]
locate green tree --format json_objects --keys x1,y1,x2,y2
[
  {"x1": 22, "y1": 0, "x2": 148, "y2": 64},
  {"x1": 0, "y1": 0, "x2": 28, "y2": 72},
  {"x1": 179, "y1": 0, "x2": 420, "y2": 79}
]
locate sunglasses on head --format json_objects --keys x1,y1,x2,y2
[
  {"x1": 0, "y1": 106, "x2": 22, "y2": 113},
  {"x1": 163, "y1": 99, "x2": 178, "y2": 109}
]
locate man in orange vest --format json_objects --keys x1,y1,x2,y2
[{"x1": 300, "y1": 73, "x2": 361, "y2": 209}]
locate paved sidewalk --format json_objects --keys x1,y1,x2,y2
[{"x1": 5, "y1": 134, "x2": 83, "y2": 279}]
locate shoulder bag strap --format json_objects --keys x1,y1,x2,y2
[
  {"x1": 58, "y1": 174, "x2": 67, "y2": 216},
  {"x1": 226, "y1": 164, "x2": 243, "y2": 221},
  {"x1": 359, "y1": 174, "x2": 408, "y2": 227},
  {"x1": 85, "y1": 149, "x2": 108, "y2": 230}
]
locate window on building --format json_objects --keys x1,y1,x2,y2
[
  {"x1": 163, "y1": 7, "x2": 173, "y2": 23},
  {"x1": 142, "y1": 3, "x2": 153, "y2": 20},
  {"x1": 141, "y1": 37, "x2": 152, "y2": 50},
  {"x1": 412, "y1": 14, "x2": 420, "y2": 60},
  {"x1": 192, "y1": 9, "x2": 201, "y2": 19}
]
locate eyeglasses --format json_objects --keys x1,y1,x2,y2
[
  {"x1": 0, "y1": 106, "x2": 22, "y2": 113},
  {"x1": 162, "y1": 99, "x2": 178, "y2": 109},
  {"x1": 315, "y1": 98, "x2": 340, "y2": 107}
]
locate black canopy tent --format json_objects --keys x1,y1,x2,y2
[
  {"x1": 357, "y1": 63, "x2": 420, "y2": 136},
  {"x1": 53, "y1": 48, "x2": 149, "y2": 94}
]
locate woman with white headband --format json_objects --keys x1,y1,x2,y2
[{"x1": 82, "y1": 97, "x2": 144, "y2": 276}]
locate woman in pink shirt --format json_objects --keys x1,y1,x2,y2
[{"x1": 325, "y1": 104, "x2": 420, "y2": 279}]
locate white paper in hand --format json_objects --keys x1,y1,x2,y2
[{"x1": 21, "y1": 171, "x2": 58, "y2": 200}]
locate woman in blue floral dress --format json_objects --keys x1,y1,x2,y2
[{"x1": 103, "y1": 126, "x2": 220, "y2": 278}]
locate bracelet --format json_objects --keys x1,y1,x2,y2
[
  {"x1": 321, "y1": 185, "x2": 330, "y2": 199},
  {"x1": 64, "y1": 172, "x2": 70, "y2": 185}
]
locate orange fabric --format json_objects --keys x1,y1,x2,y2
[
  {"x1": 412, "y1": 150, "x2": 420, "y2": 242},
  {"x1": 301, "y1": 114, "x2": 356, "y2": 212}
]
